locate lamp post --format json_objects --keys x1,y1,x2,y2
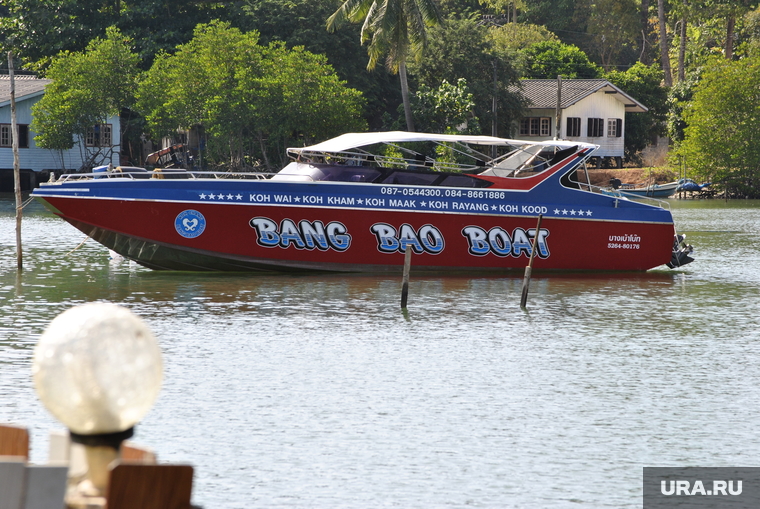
[{"x1": 32, "y1": 303, "x2": 163, "y2": 508}]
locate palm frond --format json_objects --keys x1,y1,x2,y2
[{"x1": 327, "y1": 0, "x2": 374, "y2": 31}]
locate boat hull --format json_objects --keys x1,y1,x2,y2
[{"x1": 36, "y1": 179, "x2": 676, "y2": 272}]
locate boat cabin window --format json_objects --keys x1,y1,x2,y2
[
  {"x1": 319, "y1": 166, "x2": 384, "y2": 182},
  {"x1": 437, "y1": 174, "x2": 491, "y2": 188},
  {"x1": 381, "y1": 171, "x2": 440, "y2": 186},
  {"x1": 273, "y1": 163, "x2": 382, "y2": 183},
  {"x1": 275, "y1": 162, "x2": 493, "y2": 188}
]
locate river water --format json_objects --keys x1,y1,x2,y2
[{"x1": 1, "y1": 195, "x2": 759, "y2": 508}]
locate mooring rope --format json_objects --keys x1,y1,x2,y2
[
  {"x1": 18, "y1": 195, "x2": 36, "y2": 210},
  {"x1": 64, "y1": 236, "x2": 89, "y2": 256}
]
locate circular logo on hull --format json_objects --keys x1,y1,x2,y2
[{"x1": 175, "y1": 210, "x2": 206, "y2": 238}]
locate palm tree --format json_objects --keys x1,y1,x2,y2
[{"x1": 327, "y1": 0, "x2": 440, "y2": 131}]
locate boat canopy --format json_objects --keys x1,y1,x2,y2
[{"x1": 287, "y1": 131, "x2": 596, "y2": 155}]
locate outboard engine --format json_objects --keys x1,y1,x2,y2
[
  {"x1": 667, "y1": 234, "x2": 694, "y2": 268},
  {"x1": 609, "y1": 178, "x2": 622, "y2": 189}
]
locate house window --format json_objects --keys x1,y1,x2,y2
[
  {"x1": 566, "y1": 117, "x2": 581, "y2": 137},
  {"x1": 86, "y1": 124, "x2": 112, "y2": 147},
  {"x1": 519, "y1": 117, "x2": 551, "y2": 137},
  {"x1": 0, "y1": 124, "x2": 29, "y2": 148},
  {"x1": 607, "y1": 118, "x2": 622, "y2": 138},
  {"x1": 587, "y1": 118, "x2": 605, "y2": 137}
]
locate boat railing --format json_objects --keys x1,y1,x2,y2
[
  {"x1": 293, "y1": 149, "x2": 484, "y2": 173},
  {"x1": 598, "y1": 186, "x2": 671, "y2": 210},
  {"x1": 562, "y1": 172, "x2": 671, "y2": 210},
  {"x1": 51, "y1": 169, "x2": 277, "y2": 183}
]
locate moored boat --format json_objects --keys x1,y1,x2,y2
[
  {"x1": 32, "y1": 131, "x2": 693, "y2": 272},
  {"x1": 605, "y1": 180, "x2": 680, "y2": 198}
]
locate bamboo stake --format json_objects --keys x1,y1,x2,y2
[
  {"x1": 520, "y1": 214, "x2": 543, "y2": 309},
  {"x1": 400, "y1": 248, "x2": 412, "y2": 308},
  {"x1": 9, "y1": 52, "x2": 22, "y2": 270}
]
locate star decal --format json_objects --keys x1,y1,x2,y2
[
  {"x1": 294, "y1": 196, "x2": 301, "y2": 202},
  {"x1": 227, "y1": 193, "x2": 233, "y2": 200},
  {"x1": 491, "y1": 205, "x2": 497, "y2": 210},
  {"x1": 200, "y1": 193, "x2": 207, "y2": 199},
  {"x1": 236, "y1": 194, "x2": 243, "y2": 200},
  {"x1": 357, "y1": 198, "x2": 364, "y2": 204},
  {"x1": 209, "y1": 193, "x2": 216, "y2": 200},
  {"x1": 553, "y1": 208, "x2": 593, "y2": 217},
  {"x1": 420, "y1": 201, "x2": 427, "y2": 207}
]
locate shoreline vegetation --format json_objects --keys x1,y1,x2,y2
[{"x1": 587, "y1": 167, "x2": 678, "y2": 187}]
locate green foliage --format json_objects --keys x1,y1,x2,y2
[
  {"x1": 237, "y1": 0, "x2": 399, "y2": 130},
  {"x1": 31, "y1": 27, "x2": 140, "y2": 167},
  {"x1": 667, "y1": 74, "x2": 700, "y2": 143},
  {"x1": 327, "y1": 0, "x2": 441, "y2": 73},
  {"x1": 488, "y1": 23, "x2": 557, "y2": 53},
  {"x1": 478, "y1": 0, "x2": 526, "y2": 17},
  {"x1": 0, "y1": 0, "x2": 239, "y2": 71},
  {"x1": 1, "y1": 0, "x2": 108, "y2": 70},
  {"x1": 586, "y1": 0, "x2": 640, "y2": 68},
  {"x1": 519, "y1": 40, "x2": 603, "y2": 79},
  {"x1": 136, "y1": 21, "x2": 366, "y2": 171},
  {"x1": 409, "y1": 15, "x2": 526, "y2": 136},
  {"x1": 521, "y1": 0, "x2": 591, "y2": 50},
  {"x1": 678, "y1": 56, "x2": 760, "y2": 196},
  {"x1": 605, "y1": 63, "x2": 668, "y2": 162},
  {"x1": 243, "y1": 43, "x2": 368, "y2": 167},
  {"x1": 411, "y1": 79, "x2": 480, "y2": 134},
  {"x1": 737, "y1": 6, "x2": 760, "y2": 57},
  {"x1": 327, "y1": 0, "x2": 441, "y2": 130}
]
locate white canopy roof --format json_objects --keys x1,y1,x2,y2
[{"x1": 288, "y1": 131, "x2": 595, "y2": 154}]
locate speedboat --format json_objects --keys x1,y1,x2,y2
[{"x1": 32, "y1": 131, "x2": 693, "y2": 272}]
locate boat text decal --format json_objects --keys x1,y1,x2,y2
[
  {"x1": 462, "y1": 226, "x2": 550, "y2": 258},
  {"x1": 608, "y1": 233, "x2": 641, "y2": 250},
  {"x1": 249, "y1": 217, "x2": 351, "y2": 251},
  {"x1": 370, "y1": 223, "x2": 445, "y2": 255},
  {"x1": 175, "y1": 210, "x2": 206, "y2": 239}
]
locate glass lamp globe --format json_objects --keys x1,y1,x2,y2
[{"x1": 32, "y1": 303, "x2": 163, "y2": 435}]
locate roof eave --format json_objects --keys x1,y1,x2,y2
[{"x1": 0, "y1": 89, "x2": 47, "y2": 108}]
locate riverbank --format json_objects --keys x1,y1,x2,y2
[{"x1": 586, "y1": 167, "x2": 678, "y2": 187}]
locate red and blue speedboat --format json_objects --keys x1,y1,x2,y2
[{"x1": 32, "y1": 132, "x2": 693, "y2": 272}]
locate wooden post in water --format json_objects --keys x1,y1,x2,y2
[
  {"x1": 400, "y1": 248, "x2": 412, "y2": 308},
  {"x1": 520, "y1": 214, "x2": 543, "y2": 309},
  {"x1": 9, "y1": 52, "x2": 23, "y2": 270}
]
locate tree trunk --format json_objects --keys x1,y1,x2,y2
[
  {"x1": 399, "y1": 61, "x2": 415, "y2": 132},
  {"x1": 658, "y1": 0, "x2": 672, "y2": 86},
  {"x1": 9, "y1": 51, "x2": 22, "y2": 270},
  {"x1": 725, "y1": 15, "x2": 735, "y2": 60},
  {"x1": 678, "y1": 17, "x2": 687, "y2": 82},
  {"x1": 640, "y1": 0, "x2": 651, "y2": 64},
  {"x1": 258, "y1": 131, "x2": 271, "y2": 171}
]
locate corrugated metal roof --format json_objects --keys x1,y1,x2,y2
[
  {"x1": 0, "y1": 76, "x2": 51, "y2": 107},
  {"x1": 515, "y1": 79, "x2": 648, "y2": 113}
]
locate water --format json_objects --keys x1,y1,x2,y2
[{"x1": 2, "y1": 195, "x2": 760, "y2": 508}]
